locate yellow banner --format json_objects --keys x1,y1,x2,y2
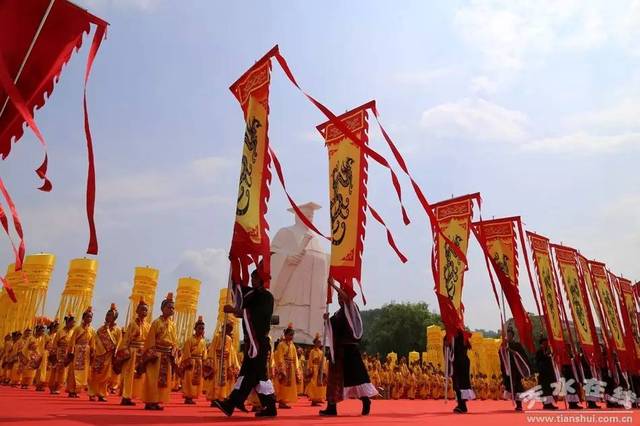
[
  {"x1": 435, "y1": 198, "x2": 472, "y2": 314},
  {"x1": 235, "y1": 94, "x2": 269, "y2": 245},
  {"x1": 318, "y1": 106, "x2": 369, "y2": 288},
  {"x1": 554, "y1": 247, "x2": 593, "y2": 346},
  {"x1": 591, "y1": 263, "x2": 626, "y2": 351},
  {"x1": 534, "y1": 251, "x2": 564, "y2": 343}
]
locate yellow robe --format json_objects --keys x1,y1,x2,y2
[
  {"x1": 89, "y1": 324, "x2": 122, "y2": 397},
  {"x1": 118, "y1": 318, "x2": 150, "y2": 400},
  {"x1": 305, "y1": 348, "x2": 327, "y2": 403},
  {"x1": 274, "y1": 341, "x2": 299, "y2": 404},
  {"x1": 9, "y1": 338, "x2": 26, "y2": 385},
  {"x1": 143, "y1": 316, "x2": 177, "y2": 404},
  {"x1": 21, "y1": 335, "x2": 44, "y2": 386},
  {"x1": 297, "y1": 354, "x2": 306, "y2": 395},
  {"x1": 181, "y1": 335, "x2": 207, "y2": 399},
  {"x1": 1, "y1": 340, "x2": 11, "y2": 381},
  {"x1": 206, "y1": 333, "x2": 239, "y2": 401},
  {"x1": 41, "y1": 334, "x2": 54, "y2": 386},
  {"x1": 49, "y1": 327, "x2": 73, "y2": 392},
  {"x1": 67, "y1": 325, "x2": 96, "y2": 393}
]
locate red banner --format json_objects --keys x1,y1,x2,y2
[
  {"x1": 472, "y1": 217, "x2": 534, "y2": 351},
  {"x1": 589, "y1": 261, "x2": 628, "y2": 369},
  {"x1": 552, "y1": 245, "x2": 598, "y2": 363},
  {"x1": 317, "y1": 104, "x2": 370, "y2": 299},
  {"x1": 431, "y1": 193, "x2": 480, "y2": 338},
  {"x1": 0, "y1": 0, "x2": 107, "y2": 271},
  {"x1": 228, "y1": 48, "x2": 275, "y2": 286},
  {"x1": 615, "y1": 276, "x2": 640, "y2": 373},
  {"x1": 576, "y1": 254, "x2": 607, "y2": 366},
  {"x1": 527, "y1": 232, "x2": 566, "y2": 362}
]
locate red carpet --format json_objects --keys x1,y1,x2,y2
[{"x1": 0, "y1": 387, "x2": 636, "y2": 425}]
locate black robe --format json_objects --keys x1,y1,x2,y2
[
  {"x1": 451, "y1": 332, "x2": 471, "y2": 392},
  {"x1": 326, "y1": 302, "x2": 373, "y2": 403},
  {"x1": 499, "y1": 341, "x2": 530, "y2": 395},
  {"x1": 535, "y1": 348, "x2": 555, "y2": 398}
]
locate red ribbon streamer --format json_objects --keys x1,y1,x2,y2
[
  {"x1": 517, "y1": 220, "x2": 542, "y2": 316},
  {"x1": 368, "y1": 204, "x2": 408, "y2": 264},
  {"x1": 0, "y1": 176, "x2": 25, "y2": 274},
  {"x1": 268, "y1": 146, "x2": 330, "y2": 240},
  {"x1": 272, "y1": 50, "x2": 411, "y2": 227},
  {"x1": 83, "y1": 24, "x2": 106, "y2": 256}
]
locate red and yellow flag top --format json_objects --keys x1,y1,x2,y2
[
  {"x1": 472, "y1": 217, "x2": 534, "y2": 351},
  {"x1": 552, "y1": 245, "x2": 597, "y2": 362},
  {"x1": 616, "y1": 277, "x2": 640, "y2": 373},
  {"x1": 317, "y1": 104, "x2": 370, "y2": 299},
  {"x1": 431, "y1": 193, "x2": 480, "y2": 338},
  {"x1": 588, "y1": 261, "x2": 626, "y2": 357},
  {"x1": 527, "y1": 232, "x2": 566, "y2": 360},
  {"x1": 228, "y1": 48, "x2": 276, "y2": 287}
]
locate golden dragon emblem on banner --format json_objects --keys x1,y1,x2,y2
[
  {"x1": 236, "y1": 117, "x2": 262, "y2": 216},
  {"x1": 330, "y1": 157, "x2": 354, "y2": 246}
]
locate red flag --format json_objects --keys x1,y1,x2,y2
[
  {"x1": 551, "y1": 245, "x2": 598, "y2": 364},
  {"x1": 472, "y1": 217, "x2": 534, "y2": 352},
  {"x1": 526, "y1": 232, "x2": 566, "y2": 362},
  {"x1": 614, "y1": 276, "x2": 640, "y2": 373},
  {"x1": 431, "y1": 193, "x2": 480, "y2": 338},
  {"x1": 0, "y1": 0, "x2": 107, "y2": 289}
]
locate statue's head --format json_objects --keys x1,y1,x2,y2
[{"x1": 287, "y1": 202, "x2": 321, "y2": 226}]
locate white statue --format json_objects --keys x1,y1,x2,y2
[{"x1": 270, "y1": 202, "x2": 329, "y2": 344}]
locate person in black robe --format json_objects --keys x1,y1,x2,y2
[
  {"x1": 499, "y1": 328, "x2": 531, "y2": 411},
  {"x1": 577, "y1": 346, "x2": 600, "y2": 409},
  {"x1": 214, "y1": 268, "x2": 277, "y2": 418},
  {"x1": 446, "y1": 330, "x2": 475, "y2": 413},
  {"x1": 561, "y1": 344, "x2": 583, "y2": 409},
  {"x1": 320, "y1": 280, "x2": 377, "y2": 417},
  {"x1": 535, "y1": 337, "x2": 558, "y2": 410},
  {"x1": 600, "y1": 348, "x2": 619, "y2": 408}
]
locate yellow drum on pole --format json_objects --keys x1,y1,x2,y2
[
  {"x1": 0, "y1": 253, "x2": 56, "y2": 337},
  {"x1": 174, "y1": 277, "x2": 201, "y2": 346},
  {"x1": 55, "y1": 258, "x2": 99, "y2": 321},
  {"x1": 125, "y1": 266, "x2": 159, "y2": 325}
]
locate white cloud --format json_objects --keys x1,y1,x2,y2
[
  {"x1": 569, "y1": 99, "x2": 640, "y2": 132},
  {"x1": 470, "y1": 76, "x2": 499, "y2": 96},
  {"x1": 77, "y1": 0, "x2": 161, "y2": 13},
  {"x1": 171, "y1": 248, "x2": 228, "y2": 287},
  {"x1": 420, "y1": 97, "x2": 529, "y2": 142},
  {"x1": 454, "y1": 1, "x2": 638, "y2": 73},
  {"x1": 524, "y1": 131, "x2": 640, "y2": 153}
]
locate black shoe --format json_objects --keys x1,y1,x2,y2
[
  {"x1": 361, "y1": 397, "x2": 371, "y2": 416},
  {"x1": 184, "y1": 398, "x2": 195, "y2": 405},
  {"x1": 255, "y1": 406, "x2": 277, "y2": 417},
  {"x1": 213, "y1": 399, "x2": 234, "y2": 417},
  {"x1": 97, "y1": 396, "x2": 107, "y2": 402},
  {"x1": 543, "y1": 403, "x2": 558, "y2": 410},
  {"x1": 120, "y1": 398, "x2": 135, "y2": 406},
  {"x1": 569, "y1": 402, "x2": 583, "y2": 410},
  {"x1": 587, "y1": 401, "x2": 600, "y2": 409},
  {"x1": 515, "y1": 401, "x2": 523, "y2": 412},
  {"x1": 320, "y1": 403, "x2": 337, "y2": 416},
  {"x1": 453, "y1": 406, "x2": 465, "y2": 414}
]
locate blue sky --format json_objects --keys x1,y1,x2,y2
[{"x1": 2, "y1": 0, "x2": 639, "y2": 335}]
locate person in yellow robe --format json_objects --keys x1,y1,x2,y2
[
  {"x1": 21, "y1": 323, "x2": 45, "y2": 388},
  {"x1": 8, "y1": 330, "x2": 25, "y2": 386},
  {"x1": 296, "y1": 346, "x2": 306, "y2": 396},
  {"x1": 407, "y1": 368, "x2": 417, "y2": 400},
  {"x1": 67, "y1": 306, "x2": 96, "y2": 398},
  {"x1": 274, "y1": 325, "x2": 299, "y2": 408},
  {"x1": 1, "y1": 333, "x2": 12, "y2": 384},
  {"x1": 49, "y1": 314, "x2": 75, "y2": 394},
  {"x1": 206, "y1": 321, "x2": 239, "y2": 404},
  {"x1": 142, "y1": 292, "x2": 178, "y2": 411},
  {"x1": 117, "y1": 296, "x2": 150, "y2": 406},
  {"x1": 41, "y1": 320, "x2": 58, "y2": 390},
  {"x1": 89, "y1": 303, "x2": 122, "y2": 402},
  {"x1": 305, "y1": 334, "x2": 327, "y2": 406},
  {"x1": 182, "y1": 316, "x2": 207, "y2": 404}
]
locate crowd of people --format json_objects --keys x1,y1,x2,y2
[{"x1": 1, "y1": 271, "x2": 638, "y2": 418}]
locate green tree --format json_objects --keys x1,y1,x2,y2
[{"x1": 360, "y1": 302, "x2": 442, "y2": 356}]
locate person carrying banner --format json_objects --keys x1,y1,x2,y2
[
  {"x1": 446, "y1": 330, "x2": 475, "y2": 414},
  {"x1": 213, "y1": 266, "x2": 278, "y2": 418},
  {"x1": 499, "y1": 328, "x2": 531, "y2": 411},
  {"x1": 320, "y1": 279, "x2": 377, "y2": 417},
  {"x1": 535, "y1": 337, "x2": 558, "y2": 410}
]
